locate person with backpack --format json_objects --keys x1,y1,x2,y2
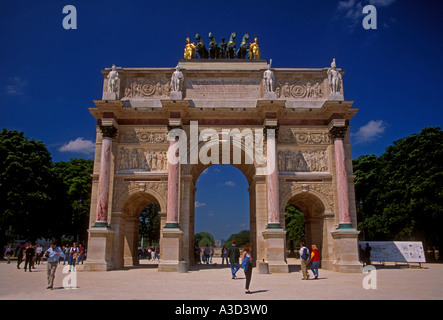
[{"x1": 299, "y1": 242, "x2": 310, "y2": 280}]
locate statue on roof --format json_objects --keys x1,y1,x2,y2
[{"x1": 184, "y1": 37, "x2": 196, "y2": 59}]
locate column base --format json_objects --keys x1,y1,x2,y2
[
  {"x1": 331, "y1": 228, "x2": 363, "y2": 273},
  {"x1": 84, "y1": 227, "x2": 114, "y2": 272},
  {"x1": 262, "y1": 229, "x2": 288, "y2": 273},
  {"x1": 158, "y1": 228, "x2": 185, "y2": 272},
  {"x1": 338, "y1": 223, "x2": 354, "y2": 229},
  {"x1": 92, "y1": 221, "x2": 109, "y2": 228},
  {"x1": 164, "y1": 222, "x2": 180, "y2": 228}
]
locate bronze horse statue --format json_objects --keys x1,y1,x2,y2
[
  {"x1": 195, "y1": 33, "x2": 208, "y2": 59},
  {"x1": 226, "y1": 32, "x2": 236, "y2": 59},
  {"x1": 236, "y1": 33, "x2": 249, "y2": 59},
  {"x1": 208, "y1": 32, "x2": 218, "y2": 59}
]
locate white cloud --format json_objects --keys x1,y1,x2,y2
[
  {"x1": 195, "y1": 201, "x2": 206, "y2": 208},
  {"x1": 352, "y1": 120, "x2": 387, "y2": 143},
  {"x1": 5, "y1": 76, "x2": 27, "y2": 96},
  {"x1": 224, "y1": 181, "x2": 236, "y2": 187},
  {"x1": 59, "y1": 137, "x2": 95, "y2": 154}
]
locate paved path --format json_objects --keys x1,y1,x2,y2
[{"x1": 1, "y1": 258, "x2": 442, "y2": 300}]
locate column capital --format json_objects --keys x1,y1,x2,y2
[
  {"x1": 99, "y1": 125, "x2": 118, "y2": 139},
  {"x1": 329, "y1": 126, "x2": 347, "y2": 140},
  {"x1": 264, "y1": 120, "x2": 279, "y2": 139}
]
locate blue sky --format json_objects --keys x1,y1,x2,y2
[{"x1": 1, "y1": 0, "x2": 442, "y2": 240}]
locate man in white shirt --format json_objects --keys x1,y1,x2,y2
[
  {"x1": 299, "y1": 242, "x2": 310, "y2": 280},
  {"x1": 45, "y1": 242, "x2": 64, "y2": 289}
]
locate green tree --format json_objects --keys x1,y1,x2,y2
[
  {"x1": 224, "y1": 230, "x2": 250, "y2": 248},
  {"x1": 285, "y1": 204, "x2": 305, "y2": 256},
  {"x1": 194, "y1": 231, "x2": 215, "y2": 247},
  {"x1": 0, "y1": 129, "x2": 64, "y2": 249},
  {"x1": 53, "y1": 158, "x2": 94, "y2": 244},
  {"x1": 139, "y1": 203, "x2": 161, "y2": 246},
  {"x1": 354, "y1": 127, "x2": 443, "y2": 251}
]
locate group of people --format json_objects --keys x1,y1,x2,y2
[
  {"x1": 226, "y1": 241, "x2": 254, "y2": 294},
  {"x1": 138, "y1": 246, "x2": 160, "y2": 261},
  {"x1": 194, "y1": 245, "x2": 215, "y2": 264},
  {"x1": 3, "y1": 241, "x2": 81, "y2": 290},
  {"x1": 299, "y1": 242, "x2": 321, "y2": 280},
  {"x1": 3, "y1": 241, "x2": 86, "y2": 273}
]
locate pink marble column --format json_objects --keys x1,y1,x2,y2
[
  {"x1": 266, "y1": 126, "x2": 281, "y2": 228},
  {"x1": 166, "y1": 138, "x2": 179, "y2": 228},
  {"x1": 330, "y1": 126, "x2": 353, "y2": 229},
  {"x1": 94, "y1": 125, "x2": 117, "y2": 228}
]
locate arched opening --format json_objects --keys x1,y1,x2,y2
[
  {"x1": 285, "y1": 192, "x2": 326, "y2": 265},
  {"x1": 120, "y1": 192, "x2": 163, "y2": 268},
  {"x1": 192, "y1": 164, "x2": 250, "y2": 268},
  {"x1": 138, "y1": 203, "x2": 161, "y2": 265}
]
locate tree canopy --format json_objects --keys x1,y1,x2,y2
[
  {"x1": 224, "y1": 230, "x2": 250, "y2": 248},
  {"x1": 0, "y1": 129, "x2": 94, "y2": 249},
  {"x1": 353, "y1": 127, "x2": 443, "y2": 250},
  {"x1": 194, "y1": 231, "x2": 215, "y2": 247},
  {"x1": 139, "y1": 203, "x2": 161, "y2": 246}
]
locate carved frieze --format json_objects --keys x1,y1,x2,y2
[
  {"x1": 278, "y1": 149, "x2": 328, "y2": 172},
  {"x1": 274, "y1": 79, "x2": 324, "y2": 99},
  {"x1": 118, "y1": 129, "x2": 168, "y2": 144},
  {"x1": 122, "y1": 78, "x2": 171, "y2": 99},
  {"x1": 278, "y1": 130, "x2": 331, "y2": 145},
  {"x1": 118, "y1": 147, "x2": 168, "y2": 171}
]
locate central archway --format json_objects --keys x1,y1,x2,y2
[
  {"x1": 192, "y1": 164, "x2": 252, "y2": 266},
  {"x1": 175, "y1": 134, "x2": 267, "y2": 268}
]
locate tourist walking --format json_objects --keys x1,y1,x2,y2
[
  {"x1": 209, "y1": 246, "x2": 214, "y2": 264},
  {"x1": 35, "y1": 244, "x2": 43, "y2": 265},
  {"x1": 221, "y1": 245, "x2": 228, "y2": 266},
  {"x1": 300, "y1": 242, "x2": 310, "y2": 280},
  {"x1": 204, "y1": 245, "x2": 210, "y2": 264},
  {"x1": 240, "y1": 243, "x2": 254, "y2": 294},
  {"x1": 364, "y1": 243, "x2": 372, "y2": 266},
  {"x1": 77, "y1": 244, "x2": 85, "y2": 264},
  {"x1": 4, "y1": 245, "x2": 14, "y2": 264},
  {"x1": 309, "y1": 244, "x2": 320, "y2": 279},
  {"x1": 24, "y1": 243, "x2": 35, "y2": 272},
  {"x1": 228, "y1": 240, "x2": 240, "y2": 279},
  {"x1": 63, "y1": 244, "x2": 70, "y2": 265},
  {"x1": 16, "y1": 243, "x2": 25, "y2": 269},
  {"x1": 69, "y1": 242, "x2": 79, "y2": 272},
  {"x1": 45, "y1": 241, "x2": 63, "y2": 290}
]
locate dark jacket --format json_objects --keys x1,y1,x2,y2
[{"x1": 227, "y1": 245, "x2": 240, "y2": 264}]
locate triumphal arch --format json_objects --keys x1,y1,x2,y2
[{"x1": 84, "y1": 35, "x2": 362, "y2": 273}]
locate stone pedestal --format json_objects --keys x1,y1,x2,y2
[
  {"x1": 328, "y1": 92, "x2": 344, "y2": 101},
  {"x1": 102, "y1": 92, "x2": 117, "y2": 100},
  {"x1": 170, "y1": 91, "x2": 183, "y2": 100},
  {"x1": 331, "y1": 229, "x2": 362, "y2": 273},
  {"x1": 262, "y1": 229, "x2": 288, "y2": 273},
  {"x1": 264, "y1": 92, "x2": 277, "y2": 100},
  {"x1": 158, "y1": 228, "x2": 184, "y2": 272},
  {"x1": 84, "y1": 227, "x2": 115, "y2": 271}
]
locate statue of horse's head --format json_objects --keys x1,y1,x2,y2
[
  {"x1": 229, "y1": 32, "x2": 236, "y2": 41},
  {"x1": 242, "y1": 33, "x2": 250, "y2": 42},
  {"x1": 195, "y1": 33, "x2": 202, "y2": 41},
  {"x1": 209, "y1": 32, "x2": 214, "y2": 40}
]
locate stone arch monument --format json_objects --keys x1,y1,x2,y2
[{"x1": 84, "y1": 57, "x2": 362, "y2": 273}]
